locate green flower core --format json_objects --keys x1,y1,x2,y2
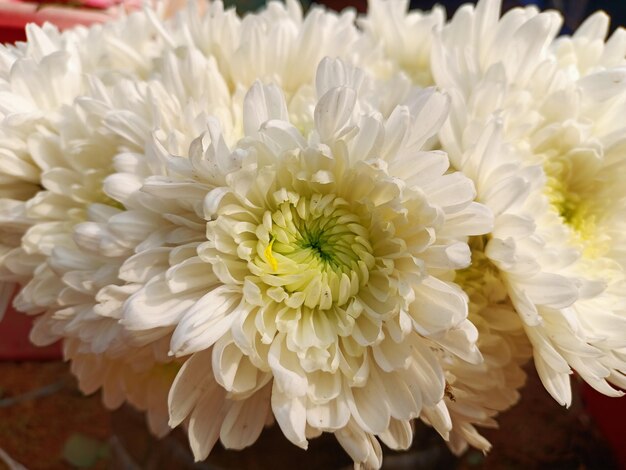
[{"x1": 255, "y1": 193, "x2": 375, "y2": 310}]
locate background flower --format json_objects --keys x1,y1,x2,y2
[{"x1": 431, "y1": 0, "x2": 626, "y2": 405}]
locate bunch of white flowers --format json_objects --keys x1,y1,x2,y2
[{"x1": 0, "y1": 0, "x2": 624, "y2": 467}]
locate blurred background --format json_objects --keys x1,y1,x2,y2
[
  {"x1": 226, "y1": 0, "x2": 626, "y2": 33},
  {"x1": 1, "y1": 0, "x2": 625, "y2": 469},
  {"x1": 413, "y1": 0, "x2": 625, "y2": 33}
]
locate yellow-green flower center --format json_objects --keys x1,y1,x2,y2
[
  {"x1": 253, "y1": 193, "x2": 375, "y2": 310},
  {"x1": 545, "y1": 173, "x2": 594, "y2": 237},
  {"x1": 543, "y1": 157, "x2": 608, "y2": 258}
]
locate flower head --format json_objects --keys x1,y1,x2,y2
[
  {"x1": 432, "y1": 0, "x2": 626, "y2": 405},
  {"x1": 0, "y1": 5, "x2": 192, "y2": 435},
  {"x1": 112, "y1": 56, "x2": 492, "y2": 466}
]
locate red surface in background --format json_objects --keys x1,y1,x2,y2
[
  {"x1": 581, "y1": 384, "x2": 626, "y2": 469},
  {"x1": 0, "y1": 26, "x2": 27, "y2": 43},
  {"x1": 0, "y1": 301, "x2": 62, "y2": 360},
  {"x1": 318, "y1": 0, "x2": 366, "y2": 12}
]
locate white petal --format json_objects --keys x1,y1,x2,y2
[
  {"x1": 171, "y1": 286, "x2": 241, "y2": 356},
  {"x1": 243, "y1": 81, "x2": 289, "y2": 137},
  {"x1": 578, "y1": 68, "x2": 626, "y2": 102},
  {"x1": 378, "y1": 419, "x2": 413, "y2": 450},
  {"x1": 314, "y1": 86, "x2": 356, "y2": 143},
  {"x1": 220, "y1": 384, "x2": 271, "y2": 449},
  {"x1": 334, "y1": 420, "x2": 382, "y2": 469},
  {"x1": 315, "y1": 57, "x2": 365, "y2": 98},
  {"x1": 379, "y1": 370, "x2": 421, "y2": 421},
  {"x1": 518, "y1": 273, "x2": 578, "y2": 309},
  {"x1": 168, "y1": 349, "x2": 213, "y2": 428},
  {"x1": 404, "y1": 88, "x2": 449, "y2": 150},
  {"x1": 534, "y1": 353, "x2": 572, "y2": 407},
  {"x1": 573, "y1": 10, "x2": 609, "y2": 40},
  {"x1": 410, "y1": 277, "x2": 468, "y2": 336},
  {"x1": 118, "y1": 248, "x2": 170, "y2": 283},
  {"x1": 268, "y1": 336, "x2": 308, "y2": 397},
  {"x1": 306, "y1": 395, "x2": 350, "y2": 430},
  {"x1": 271, "y1": 381, "x2": 308, "y2": 449},
  {"x1": 212, "y1": 334, "x2": 269, "y2": 395},
  {"x1": 123, "y1": 277, "x2": 199, "y2": 330},
  {"x1": 421, "y1": 400, "x2": 452, "y2": 440},
  {"x1": 347, "y1": 370, "x2": 390, "y2": 434},
  {"x1": 188, "y1": 382, "x2": 230, "y2": 461}
]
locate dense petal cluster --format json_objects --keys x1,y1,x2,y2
[
  {"x1": 109, "y1": 55, "x2": 491, "y2": 463},
  {"x1": 0, "y1": 10, "x2": 180, "y2": 427},
  {"x1": 0, "y1": 2, "x2": 490, "y2": 467},
  {"x1": 0, "y1": 0, "x2": 625, "y2": 468},
  {"x1": 354, "y1": 0, "x2": 626, "y2": 455},
  {"x1": 432, "y1": 0, "x2": 626, "y2": 407}
]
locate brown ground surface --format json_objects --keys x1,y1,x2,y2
[
  {"x1": 0, "y1": 361, "x2": 619, "y2": 469},
  {"x1": 0, "y1": 362, "x2": 111, "y2": 470}
]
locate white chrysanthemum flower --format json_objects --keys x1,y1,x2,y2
[
  {"x1": 359, "y1": 0, "x2": 551, "y2": 451},
  {"x1": 432, "y1": 0, "x2": 626, "y2": 406},
  {"x1": 0, "y1": 8, "x2": 389, "y2": 455},
  {"x1": 0, "y1": 12, "x2": 168, "y2": 314},
  {"x1": 103, "y1": 56, "x2": 492, "y2": 467},
  {"x1": 0, "y1": 26, "x2": 84, "y2": 309},
  {"x1": 0, "y1": 7, "x2": 195, "y2": 434}
]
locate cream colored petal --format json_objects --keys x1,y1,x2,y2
[
  {"x1": 270, "y1": 381, "x2": 308, "y2": 450},
  {"x1": 220, "y1": 384, "x2": 271, "y2": 449}
]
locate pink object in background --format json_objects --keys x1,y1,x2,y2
[
  {"x1": 0, "y1": 0, "x2": 141, "y2": 42},
  {"x1": 81, "y1": 0, "x2": 140, "y2": 9},
  {"x1": 0, "y1": 0, "x2": 200, "y2": 42}
]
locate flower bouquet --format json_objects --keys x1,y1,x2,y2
[{"x1": 0, "y1": 0, "x2": 624, "y2": 467}]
